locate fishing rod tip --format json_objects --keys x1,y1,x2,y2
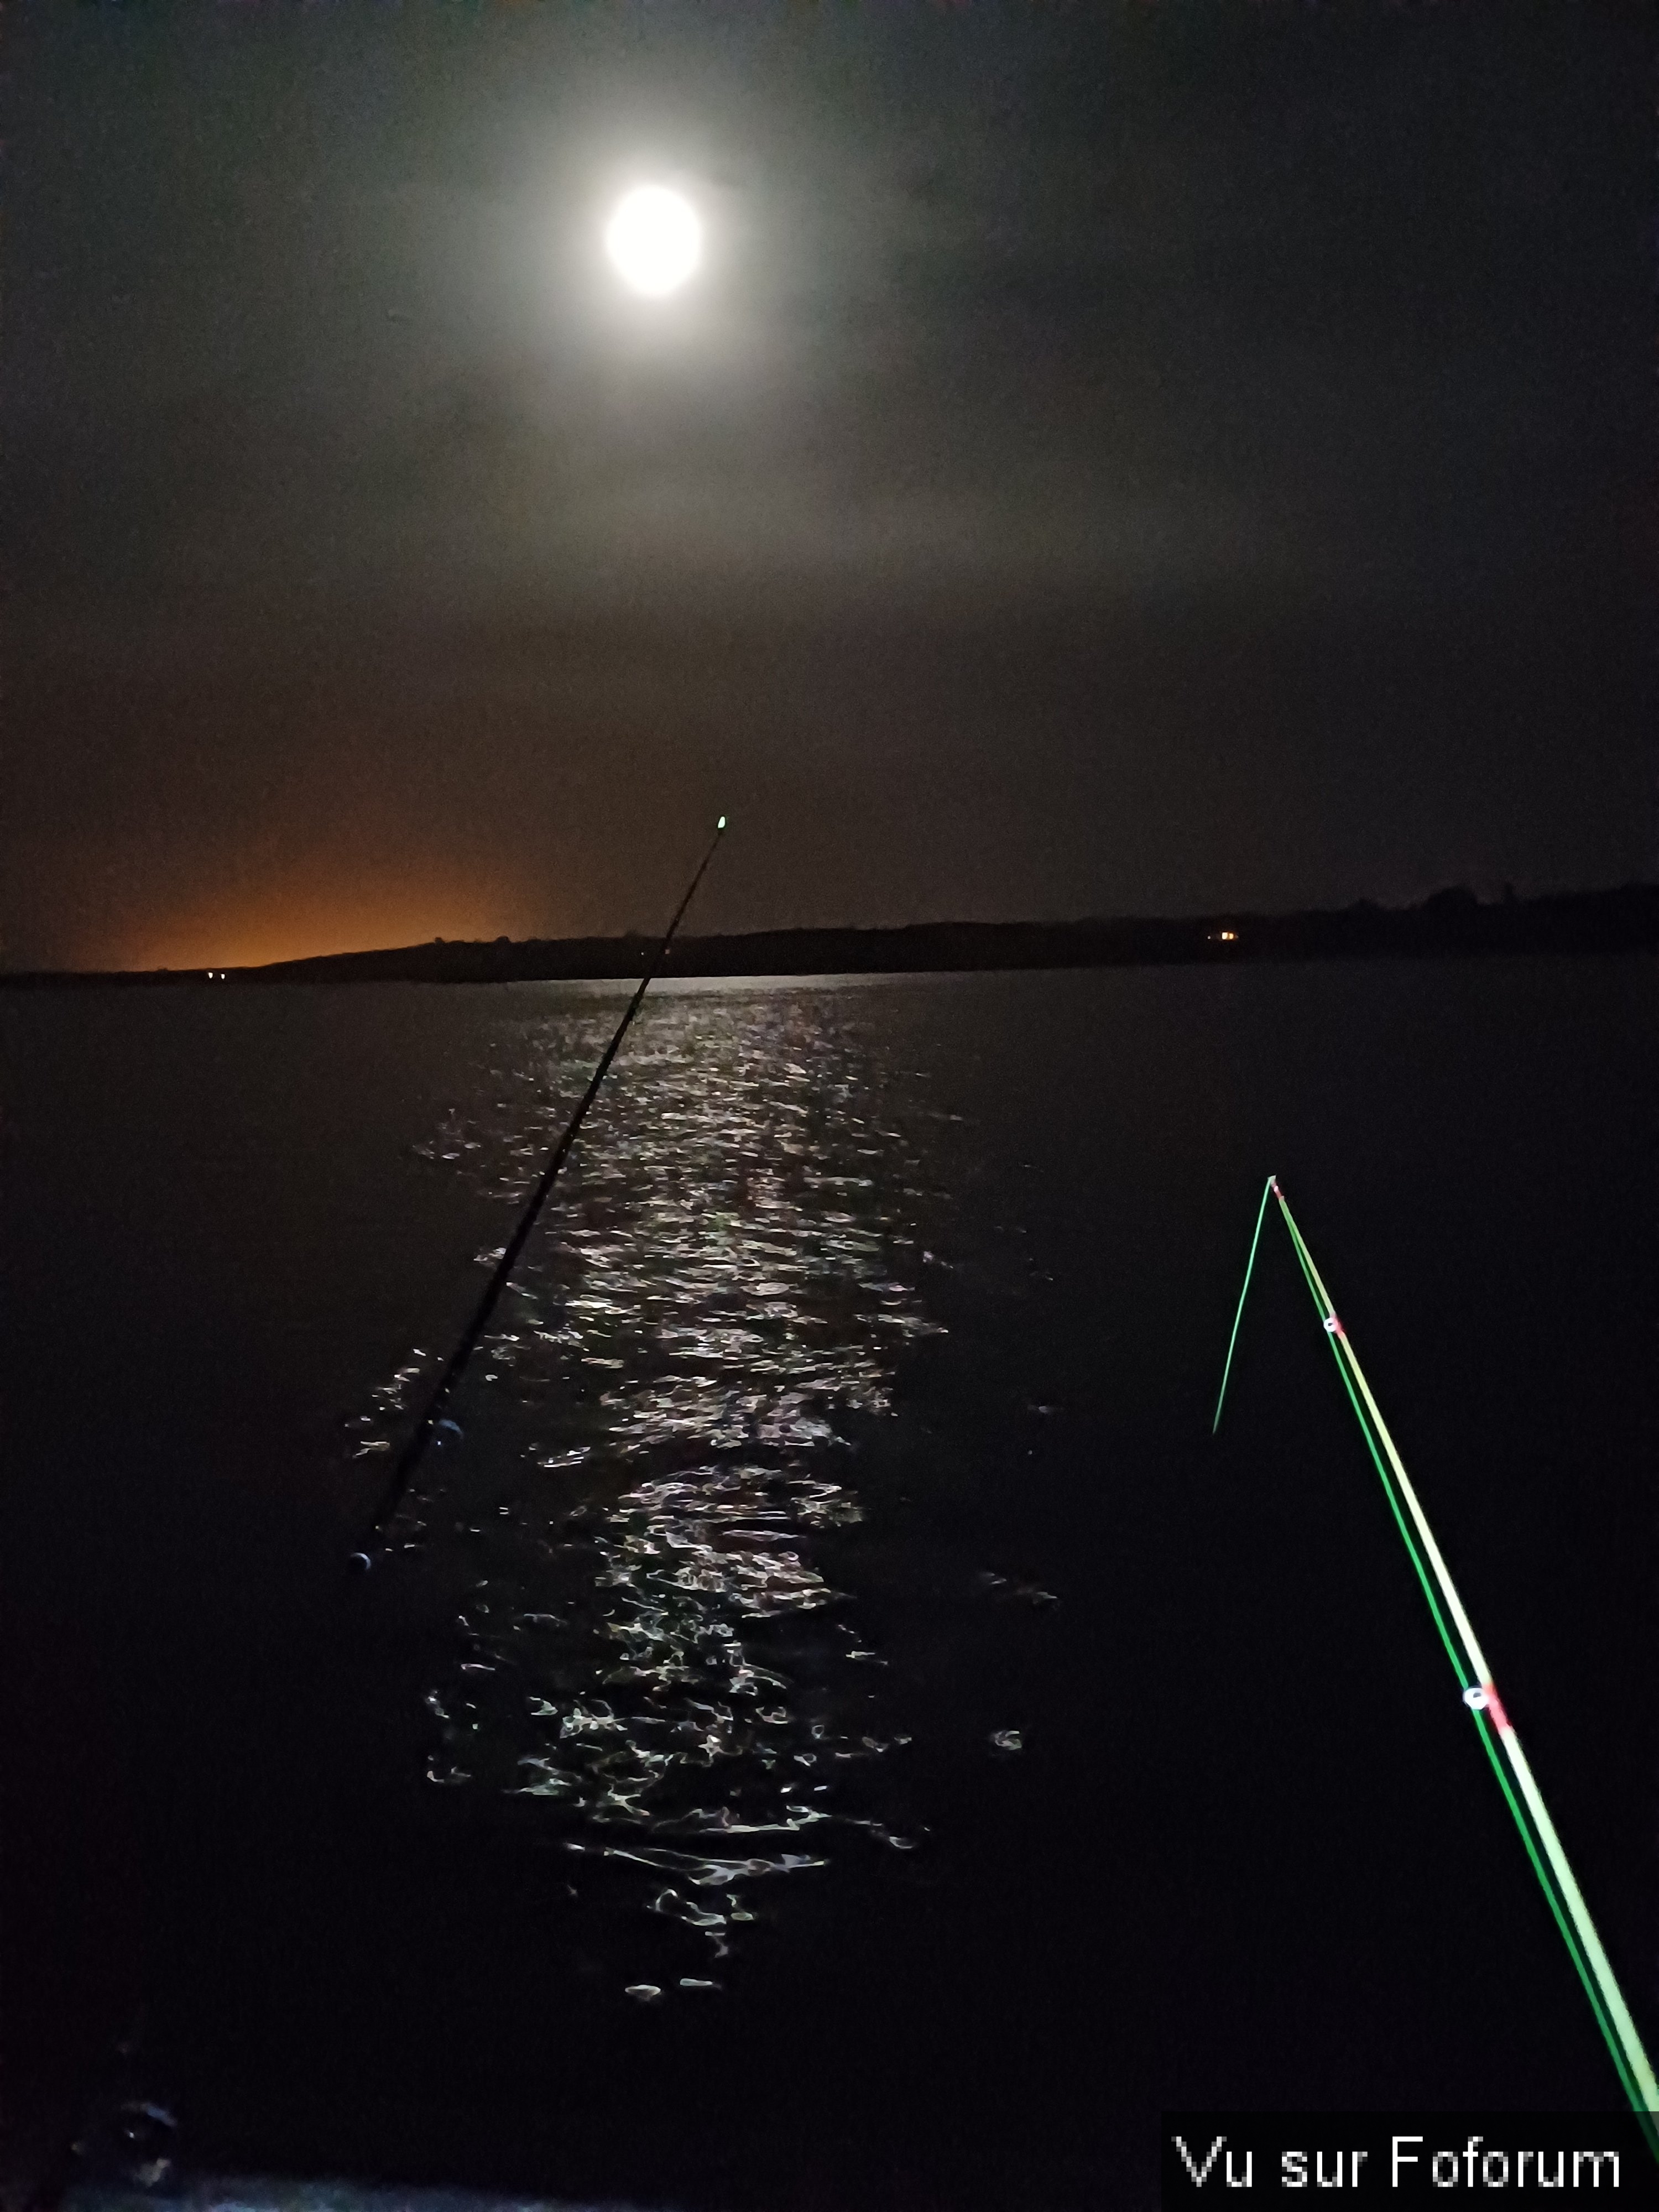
[{"x1": 716, "y1": 815, "x2": 727, "y2": 832}]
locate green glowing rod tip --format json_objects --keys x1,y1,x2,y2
[{"x1": 717, "y1": 815, "x2": 727, "y2": 831}]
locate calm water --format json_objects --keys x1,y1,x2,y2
[{"x1": 2, "y1": 962, "x2": 1653, "y2": 2206}]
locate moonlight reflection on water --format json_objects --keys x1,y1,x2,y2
[
  {"x1": 3, "y1": 962, "x2": 1644, "y2": 2193},
  {"x1": 349, "y1": 988, "x2": 948, "y2": 1987}
]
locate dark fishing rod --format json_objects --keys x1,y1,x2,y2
[{"x1": 348, "y1": 814, "x2": 728, "y2": 1569}]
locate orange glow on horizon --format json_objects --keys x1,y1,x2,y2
[{"x1": 112, "y1": 884, "x2": 561, "y2": 973}]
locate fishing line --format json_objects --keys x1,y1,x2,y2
[
  {"x1": 349, "y1": 816, "x2": 728, "y2": 1569},
  {"x1": 1212, "y1": 1173, "x2": 1272, "y2": 1434},
  {"x1": 1214, "y1": 1177, "x2": 1658, "y2": 2143}
]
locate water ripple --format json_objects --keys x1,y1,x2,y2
[{"x1": 353, "y1": 987, "x2": 952, "y2": 1991}]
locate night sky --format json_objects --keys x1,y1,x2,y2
[{"x1": 4, "y1": 2, "x2": 1650, "y2": 972}]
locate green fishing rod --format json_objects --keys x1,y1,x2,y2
[
  {"x1": 349, "y1": 815, "x2": 728, "y2": 1570},
  {"x1": 1215, "y1": 1176, "x2": 1658, "y2": 2147}
]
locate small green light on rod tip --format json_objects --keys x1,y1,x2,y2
[{"x1": 717, "y1": 815, "x2": 727, "y2": 831}]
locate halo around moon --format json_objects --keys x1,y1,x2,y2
[{"x1": 604, "y1": 186, "x2": 702, "y2": 297}]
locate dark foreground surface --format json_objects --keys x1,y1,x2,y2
[{"x1": 3, "y1": 960, "x2": 1653, "y2": 2206}]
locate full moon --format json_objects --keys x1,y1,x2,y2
[{"x1": 604, "y1": 186, "x2": 702, "y2": 298}]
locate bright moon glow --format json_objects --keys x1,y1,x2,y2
[{"x1": 605, "y1": 186, "x2": 702, "y2": 297}]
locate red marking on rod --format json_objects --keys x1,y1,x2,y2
[{"x1": 1484, "y1": 1686, "x2": 1511, "y2": 1732}]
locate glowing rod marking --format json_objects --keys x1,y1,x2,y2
[
  {"x1": 349, "y1": 815, "x2": 728, "y2": 1568},
  {"x1": 1216, "y1": 1176, "x2": 1659, "y2": 2138}
]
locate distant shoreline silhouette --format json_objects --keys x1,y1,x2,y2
[{"x1": 7, "y1": 885, "x2": 1656, "y2": 989}]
